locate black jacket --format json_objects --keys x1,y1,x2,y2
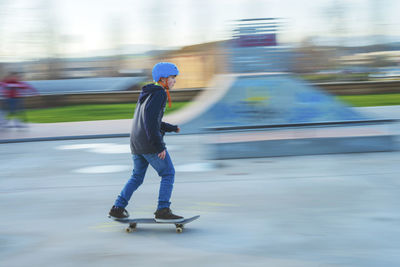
[{"x1": 130, "y1": 83, "x2": 178, "y2": 154}]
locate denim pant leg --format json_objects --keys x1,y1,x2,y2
[
  {"x1": 114, "y1": 154, "x2": 149, "y2": 208},
  {"x1": 6, "y1": 98, "x2": 17, "y2": 116},
  {"x1": 143, "y1": 151, "x2": 175, "y2": 210}
]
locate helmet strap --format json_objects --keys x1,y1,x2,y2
[{"x1": 157, "y1": 80, "x2": 172, "y2": 108}]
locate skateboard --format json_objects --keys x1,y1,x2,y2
[{"x1": 110, "y1": 215, "x2": 200, "y2": 233}]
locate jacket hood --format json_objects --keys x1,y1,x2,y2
[{"x1": 138, "y1": 83, "x2": 163, "y2": 104}]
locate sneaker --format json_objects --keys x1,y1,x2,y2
[
  {"x1": 154, "y1": 208, "x2": 184, "y2": 223},
  {"x1": 108, "y1": 205, "x2": 129, "y2": 219}
]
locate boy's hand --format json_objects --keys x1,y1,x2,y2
[
  {"x1": 176, "y1": 127, "x2": 180, "y2": 133},
  {"x1": 158, "y1": 149, "x2": 166, "y2": 160}
]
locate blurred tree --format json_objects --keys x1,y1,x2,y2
[
  {"x1": 328, "y1": 0, "x2": 347, "y2": 46},
  {"x1": 292, "y1": 38, "x2": 337, "y2": 73},
  {"x1": 107, "y1": 15, "x2": 124, "y2": 76},
  {"x1": 369, "y1": 0, "x2": 387, "y2": 45},
  {"x1": 38, "y1": 0, "x2": 62, "y2": 79}
]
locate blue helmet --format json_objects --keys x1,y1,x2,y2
[{"x1": 152, "y1": 62, "x2": 179, "y2": 82}]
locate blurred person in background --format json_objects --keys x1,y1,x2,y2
[
  {"x1": 109, "y1": 62, "x2": 184, "y2": 222},
  {"x1": 0, "y1": 72, "x2": 38, "y2": 128},
  {"x1": 0, "y1": 92, "x2": 6, "y2": 128}
]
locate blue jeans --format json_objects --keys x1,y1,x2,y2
[
  {"x1": 6, "y1": 98, "x2": 25, "y2": 117},
  {"x1": 114, "y1": 150, "x2": 175, "y2": 210}
]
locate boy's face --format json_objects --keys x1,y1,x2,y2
[{"x1": 161, "y1": 76, "x2": 176, "y2": 89}]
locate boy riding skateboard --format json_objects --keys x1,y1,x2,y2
[{"x1": 109, "y1": 62, "x2": 183, "y2": 223}]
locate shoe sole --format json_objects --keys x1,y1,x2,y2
[
  {"x1": 155, "y1": 218, "x2": 185, "y2": 223},
  {"x1": 108, "y1": 215, "x2": 129, "y2": 219}
]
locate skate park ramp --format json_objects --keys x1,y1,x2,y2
[
  {"x1": 170, "y1": 73, "x2": 368, "y2": 133},
  {"x1": 166, "y1": 18, "x2": 397, "y2": 158},
  {"x1": 165, "y1": 73, "x2": 397, "y2": 158}
]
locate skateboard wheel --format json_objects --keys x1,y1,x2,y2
[
  {"x1": 126, "y1": 227, "x2": 133, "y2": 233},
  {"x1": 176, "y1": 227, "x2": 183, "y2": 233}
]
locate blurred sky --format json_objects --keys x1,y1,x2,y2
[{"x1": 0, "y1": 0, "x2": 399, "y2": 60}]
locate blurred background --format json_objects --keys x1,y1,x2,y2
[
  {"x1": 0, "y1": 0, "x2": 399, "y2": 86},
  {"x1": 0, "y1": 0, "x2": 399, "y2": 125},
  {"x1": 2, "y1": 2, "x2": 400, "y2": 265}
]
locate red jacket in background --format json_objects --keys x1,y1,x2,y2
[{"x1": 1, "y1": 77, "x2": 37, "y2": 98}]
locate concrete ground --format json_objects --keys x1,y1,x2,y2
[{"x1": 0, "y1": 106, "x2": 400, "y2": 266}]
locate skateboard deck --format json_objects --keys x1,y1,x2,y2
[{"x1": 111, "y1": 215, "x2": 200, "y2": 233}]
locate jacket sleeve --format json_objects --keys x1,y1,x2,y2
[
  {"x1": 161, "y1": 122, "x2": 178, "y2": 132},
  {"x1": 19, "y1": 82, "x2": 38, "y2": 95},
  {"x1": 143, "y1": 91, "x2": 166, "y2": 153}
]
